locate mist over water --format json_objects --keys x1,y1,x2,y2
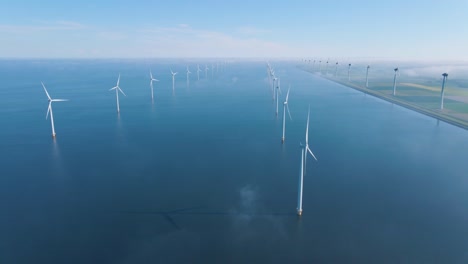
[{"x1": 1, "y1": 60, "x2": 467, "y2": 263}]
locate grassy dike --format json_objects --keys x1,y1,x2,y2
[{"x1": 301, "y1": 68, "x2": 468, "y2": 130}]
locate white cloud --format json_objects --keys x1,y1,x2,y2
[
  {"x1": 403, "y1": 65, "x2": 468, "y2": 79},
  {"x1": 139, "y1": 25, "x2": 297, "y2": 58},
  {"x1": 0, "y1": 23, "x2": 305, "y2": 58},
  {"x1": 235, "y1": 26, "x2": 272, "y2": 35},
  {"x1": 0, "y1": 21, "x2": 85, "y2": 33}
]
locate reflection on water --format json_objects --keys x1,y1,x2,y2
[{"x1": 50, "y1": 138, "x2": 65, "y2": 180}]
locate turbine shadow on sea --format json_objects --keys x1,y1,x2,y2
[{"x1": 120, "y1": 206, "x2": 296, "y2": 230}]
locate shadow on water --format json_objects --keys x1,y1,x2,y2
[{"x1": 120, "y1": 206, "x2": 296, "y2": 230}]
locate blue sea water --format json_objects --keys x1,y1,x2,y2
[{"x1": 0, "y1": 59, "x2": 467, "y2": 263}]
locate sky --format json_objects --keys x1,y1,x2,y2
[{"x1": 0, "y1": 0, "x2": 467, "y2": 60}]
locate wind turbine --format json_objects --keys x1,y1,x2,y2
[
  {"x1": 348, "y1": 64, "x2": 352, "y2": 81},
  {"x1": 149, "y1": 70, "x2": 159, "y2": 101},
  {"x1": 318, "y1": 60, "x2": 322, "y2": 73},
  {"x1": 440, "y1": 73, "x2": 448, "y2": 109},
  {"x1": 313, "y1": 60, "x2": 316, "y2": 71},
  {"x1": 205, "y1": 64, "x2": 209, "y2": 79},
  {"x1": 392, "y1": 67, "x2": 399, "y2": 96},
  {"x1": 281, "y1": 87, "x2": 292, "y2": 143},
  {"x1": 109, "y1": 74, "x2": 126, "y2": 113},
  {"x1": 365, "y1": 65, "x2": 370, "y2": 88},
  {"x1": 325, "y1": 59, "x2": 329, "y2": 75},
  {"x1": 41, "y1": 82, "x2": 68, "y2": 137},
  {"x1": 186, "y1": 66, "x2": 191, "y2": 86},
  {"x1": 275, "y1": 78, "x2": 282, "y2": 116},
  {"x1": 335, "y1": 62, "x2": 339, "y2": 77},
  {"x1": 297, "y1": 106, "x2": 318, "y2": 216},
  {"x1": 211, "y1": 63, "x2": 214, "y2": 78},
  {"x1": 197, "y1": 64, "x2": 201, "y2": 81},
  {"x1": 171, "y1": 69, "x2": 178, "y2": 92},
  {"x1": 272, "y1": 75, "x2": 277, "y2": 101}
]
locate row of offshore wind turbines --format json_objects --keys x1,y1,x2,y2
[
  {"x1": 266, "y1": 62, "x2": 316, "y2": 216},
  {"x1": 300, "y1": 59, "x2": 450, "y2": 110},
  {"x1": 42, "y1": 59, "x2": 318, "y2": 217},
  {"x1": 41, "y1": 63, "x2": 225, "y2": 137}
]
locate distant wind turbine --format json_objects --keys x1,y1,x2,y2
[
  {"x1": 272, "y1": 76, "x2": 277, "y2": 101},
  {"x1": 205, "y1": 64, "x2": 209, "y2": 79},
  {"x1": 211, "y1": 63, "x2": 214, "y2": 78},
  {"x1": 335, "y1": 62, "x2": 339, "y2": 77},
  {"x1": 41, "y1": 82, "x2": 68, "y2": 137},
  {"x1": 282, "y1": 86, "x2": 292, "y2": 143},
  {"x1": 197, "y1": 64, "x2": 201, "y2": 81},
  {"x1": 440, "y1": 73, "x2": 448, "y2": 109},
  {"x1": 297, "y1": 106, "x2": 318, "y2": 216},
  {"x1": 318, "y1": 60, "x2": 322, "y2": 73},
  {"x1": 186, "y1": 66, "x2": 191, "y2": 86},
  {"x1": 109, "y1": 74, "x2": 126, "y2": 113},
  {"x1": 150, "y1": 70, "x2": 159, "y2": 101},
  {"x1": 365, "y1": 65, "x2": 370, "y2": 88},
  {"x1": 275, "y1": 78, "x2": 282, "y2": 116},
  {"x1": 348, "y1": 64, "x2": 352, "y2": 81},
  {"x1": 392, "y1": 67, "x2": 399, "y2": 96},
  {"x1": 171, "y1": 69, "x2": 178, "y2": 92},
  {"x1": 325, "y1": 60, "x2": 329, "y2": 75}
]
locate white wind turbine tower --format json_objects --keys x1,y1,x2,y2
[
  {"x1": 197, "y1": 64, "x2": 202, "y2": 81},
  {"x1": 325, "y1": 59, "x2": 329, "y2": 75},
  {"x1": 41, "y1": 82, "x2": 68, "y2": 137},
  {"x1": 275, "y1": 78, "x2": 282, "y2": 116},
  {"x1": 211, "y1": 63, "x2": 214, "y2": 78},
  {"x1": 335, "y1": 62, "x2": 339, "y2": 77},
  {"x1": 313, "y1": 60, "x2": 316, "y2": 71},
  {"x1": 186, "y1": 66, "x2": 191, "y2": 86},
  {"x1": 281, "y1": 87, "x2": 292, "y2": 143},
  {"x1": 297, "y1": 106, "x2": 318, "y2": 216},
  {"x1": 205, "y1": 64, "x2": 209, "y2": 79},
  {"x1": 171, "y1": 69, "x2": 178, "y2": 92},
  {"x1": 348, "y1": 63, "x2": 352, "y2": 81},
  {"x1": 318, "y1": 60, "x2": 322, "y2": 73},
  {"x1": 109, "y1": 74, "x2": 126, "y2": 113},
  {"x1": 149, "y1": 70, "x2": 159, "y2": 102},
  {"x1": 392, "y1": 67, "x2": 399, "y2": 96},
  {"x1": 272, "y1": 75, "x2": 277, "y2": 101},
  {"x1": 365, "y1": 65, "x2": 370, "y2": 88},
  {"x1": 269, "y1": 67, "x2": 276, "y2": 100},
  {"x1": 440, "y1": 73, "x2": 449, "y2": 109}
]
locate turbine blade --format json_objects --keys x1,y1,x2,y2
[
  {"x1": 118, "y1": 87, "x2": 127, "y2": 96},
  {"x1": 46, "y1": 103, "x2": 51, "y2": 120},
  {"x1": 109, "y1": 87, "x2": 117, "y2": 91},
  {"x1": 117, "y1": 74, "x2": 120, "y2": 86},
  {"x1": 287, "y1": 105, "x2": 292, "y2": 120},
  {"x1": 51, "y1": 99, "x2": 69, "y2": 102},
  {"x1": 150, "y1": 71, "x2": 153, "y2": 79},
  {"x1": 285, "y1": 87, "x2": 290, "y2": 102},
  {"x1": 41, "y1": 82, "x2": 52, "y2": 100},
  {"x1": 307, "y1": 146, "x2": 318, "y2": 161}
]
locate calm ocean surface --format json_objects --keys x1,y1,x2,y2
[{"x1": 0, "y1": 59, "x2": 467, "y2": 263}]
